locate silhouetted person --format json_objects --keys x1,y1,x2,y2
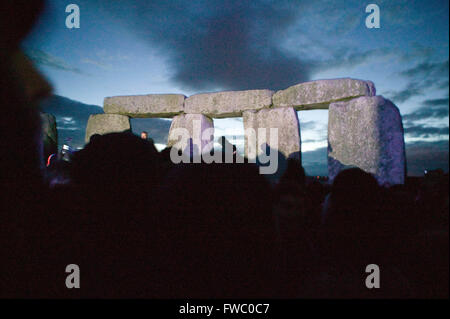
[
  {"x1": 46, "y1": 132, "x2": 165, "y2": 297},
  {"x1": 218, "y1": 136, "x2": 238, "y2": 163},
  {"x1": 0, "y1": 0, "x2": 55, "y2": 297},
  {"x1": 307, "y1": 168, "x2": 413, "y2": 298},
  {"x1": 140, "y1": 131, "x2": 148, "y2": 140},
  {"x1": 71, "y1": 132, "x2": 162, "y2": 201},
  {"x1": 155, "y1": 162, "x2": 284, "y2": 298}
]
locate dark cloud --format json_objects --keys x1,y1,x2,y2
[
  {"x1": 401, "y1": 94, "x2": 449, "y2": 139},
  {"x1": 315, "y1": 47, "x2": 396, "y2": 72},
  {"x1": 421, "y1": 97, "x2": 449, "y2": 107},
  {"x1": 400, "y1": 43, "x2": 435, "y2": 63},
  {"x1": 300, "y1": 120, "x2": 319, "y2": 130},
  {"x1": 403, "y1": 96, "x2": 449, "y2": 122},
  {"x1": 387, "y1": 60, "x2": 449, "y2": 103},
  {"x1": 400, "y1": 60, "x2": 449, "y2": 79},
  {"x1": 86, "y1": 0, "x2": 311, "y2": 91},
  {"x1": 28, "y1": 0, "x2": 446, "y2": 96},
  {"x1": 388, "y1": 83, "x2": 424, "y2": 103},
  {"x1": 404, "y1": 125, "x2": 449, "y2": 138}
]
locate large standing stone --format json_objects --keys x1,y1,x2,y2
[
  {"x1": 85, "y1": 114, "x2": 131, "y2": 143},
  {"x1": 40, "y1": 112, "x2": 58, "y2": 159},
  {"x1": 103, "y1": 94, "x2": 185, "y2": 118},
  {"x1": 243, "y1": 107, "x2": 301, "y2": 161},
  {"x1": 185, "y1": 89, "x2": 273, "y2": 118},
  {"x1": 167, "y1": 114, "x2": 187, "y2": 148},
  {"x1": 328, "y1": 95, "x2": 406, "y2": 185},
  {"x1": 167, "y1": 114, "x2": 214, "y2": 156},
  {"x1": 272, "y1": 78, "x2": 375, "y2": 110}
]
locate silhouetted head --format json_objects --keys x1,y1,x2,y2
[
  {"x1": 279, "y1": 158, "x2": 305, "y2": 185},
  {"x1": 71, "y1": 132, "x2": 162, "y2": 201},
  {"x1": 329, "y1": 168, "x2": 380, "y2": 216},
  {"x1": 320, "y1": 168, "x2": 384, "y2": 265},
  {"x1": 0, "y1": 1, "x2": 45, "y2": 49},
  {"x1": 89, "y1": 133, "x2": 101, "y2": 144},
  {"x1": 140, "y1": 131, "x2": 148, "y2": 140},
  {"x1": 0, "y1": 0, "x2": 53, "y2": 298},
  {"x1": 1, "y1": 0, "x2": 51, "y2": 190}
]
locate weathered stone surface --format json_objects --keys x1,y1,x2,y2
[
  {"x1": 185, "y1": 89, "x2": 274, "y2": 118},
  {"x1": 85, "y1": 114, "x2": 131, "y2": 143},
  {"x1": 167, "y1": 114, "x2": 214, "y2": 155},
  {"x1": 167, "y1": 114, "x2": 187, "y2": 148},
  {"x1": 272, "y1": 78, "x2": 375, "y2": 110},
  {"x1": 104, "y1": 94, "x2": 185, "y2": 118},
  {"x1": 328, "y1": 95, "x2": 406, "y2": 185},
  {"x1": 242, "y1": 110, "x2": 258, "y2": 159},
  {"x1": 243, "y1": 107, "x2": 301, "y2": 161},
  {"x1": 366, "y1": 80, "x2": 376, "y2": 96},
  {"x1": 40, "y1": 112, "x2": 58, "y2": 158}
]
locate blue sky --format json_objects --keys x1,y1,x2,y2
[{"x1": 24, "y1": 0, "x2": 449, "y2": 175}]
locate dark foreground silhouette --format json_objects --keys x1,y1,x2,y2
[{"x1": 1, "y1": 0, "x2": 448, "y2": 298}]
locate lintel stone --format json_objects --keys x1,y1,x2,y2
[
  {"x1": 104, "y1": 94, "x2": 185, "y2": 118},
  {"x1": 185, "y1": 89, "x2": 273, "y2": 118},
  {"x1": 273, "y1": 78, "x2": 375, "y2": 110}
]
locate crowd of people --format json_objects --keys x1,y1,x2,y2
[
  {"x1": 1, "y1": 1, "x2": 448, "y2": 298},
  {"x1": 3, "y1": 126, "x2": 449, "y2": 298}
]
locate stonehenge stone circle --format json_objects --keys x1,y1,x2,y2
[
  {"x1": 85, "y1": 78, "x2": 406, "y2": 184},
  {"x1": 328, "y1": 95, "x2": 406, "y2": 186}
]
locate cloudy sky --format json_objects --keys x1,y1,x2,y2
[{"x1": 24, "y1": 0, "x2": 448, "y2": 175}]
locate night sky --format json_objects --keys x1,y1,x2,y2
[{"x1": 24, "y1": 0, "x2": 449, "y2": 175}]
